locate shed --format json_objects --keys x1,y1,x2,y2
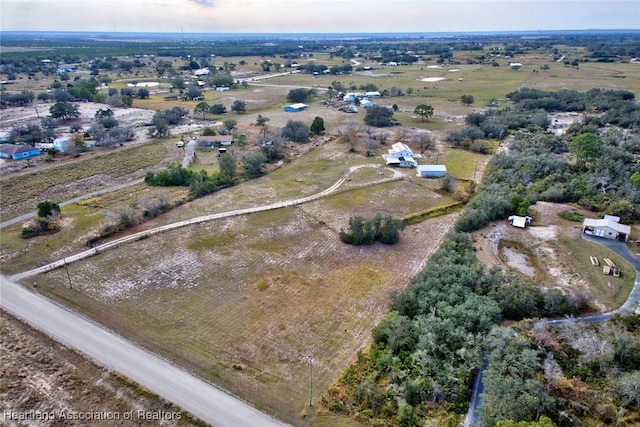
[
  {"x1": 53, "y1": 136, "x2": 73, "y2": 153},
  {"x1": 416, "y1": 165, "x2": 447, "y2": 178},
  {"x1": 360, "y1": 99, "x2": 376, "y2": 108},
  {"x1": 508, "y1": 215, "x2": 533, "y2": 228},
  {"x1": 0, "y1": 144, "x2": 42, "y2": 160},
  {"x1": 284, "y1": 103, "x2": 309, "y2": 113},
  {"x1": 582, "y1": 217, "x2": 630, "y2": 241}
]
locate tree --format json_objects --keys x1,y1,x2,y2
[
  {"x1": 242, "y1": 152, "x2": 267, "y2": 178},
  {"x1": 281, "y1": 120, "x2": 310, "y2": 143},
  {"x1": 364, "y1": 105, "x2": 394, "y2": 127},
  {"x1": 413, "y1": 104, "x2": 434, "y2": 121},
  {"x1": 287, "y1": 88, "x2": 311, "y2": 103},
  {"x1": 37, "y1": 201, "x2": 60, "y2": 219},
  {"x1": 223, "y1": 119, "x2": 237, "y2": 132},
  {"x1": 210, "y1": 103, "x2": 227, "y2": 115},
  {"x1": 49, "y1": 101, "x2": 80, "y2": 121},
  {"x1": 137, "y1": 88, "x2": 150, "y2": 99},
  {"x1": 414, "y1": 132, "x2": 434, "y2": 153},
  {"x1": 185, "y1": 86, "x2": 202, "y2": 100},
  {"x1": 120, "y1": 95, "x2": 133, "y2": 107},
  {"x1": 171, "y1": 76, "x2": 186, "y2": 90},
  {"x1": 95, "y1": 108, "x2": 113, "y2": 119},
  {"x1": 230, "y1": 99, "x2": 246, "y2": 113},
  {"x1": 218, "y1": 153, "x2": 237, "y2": 182},
  {"x1": 194, "y1": 101, "x2": 210, "y2": 120},
  {"x1": 256, "y1": 114, "x2": 270, "y2": 137},
  {"x1": 37, "y1": 92, "x2": 51, "y2": 103},
  {"x1": 569, "y1": 132, "x2": 603, "y2": 168},
  {"x1": 310, "y1": 116, "x2": 325, "y2": 135},
  {"x1": 461, "y1": 94, "x2": 475, "y2": 106}
]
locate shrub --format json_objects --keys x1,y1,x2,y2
[{"x1": 340, "y1": 214, "x2": 405, "y2": 245}]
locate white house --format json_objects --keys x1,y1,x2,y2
[
  {"x1": 383, "y1": 142, "x2": 417, "y2": 168},
  {"x1": 582, "y1": 215, "x2": 631, "y2": 242}
]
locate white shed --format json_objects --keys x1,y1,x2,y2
[{"x1": 417, "y1": 165, "x2": 447, "y2": 178}]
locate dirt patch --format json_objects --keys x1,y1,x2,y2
[{"x1": 472, "y1": 201, "x2": 630, "y2": 313}]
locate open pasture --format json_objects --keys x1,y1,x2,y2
[{"x1": 23, "y1": 159, "x2": 457, "y2": 424}]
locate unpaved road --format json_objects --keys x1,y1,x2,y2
[{"x1": 10, "y1": 164, "x2": 403, "y2": 281}]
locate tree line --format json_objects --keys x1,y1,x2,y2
[{"x1": 323, "y1": 87, "x2": 640, "y2": 425}]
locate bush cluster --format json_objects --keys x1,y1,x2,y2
[{"x1": 339, "y1": 214, "x2": 405, "y2": 245}]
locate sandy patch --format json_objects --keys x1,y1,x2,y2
[
  {"x1": 529, "y1": 225, "x2": 558, "y2": 240},
  {"x1": 448, "y1": 68, "x2": 462, "y2": 72},
  {"x1": 503, "y1": 247, "x2": 535, "y2": 277}
]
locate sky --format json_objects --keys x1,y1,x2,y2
[{"x1": 1, "y1": 0, "x2": 639, "y2": 34}]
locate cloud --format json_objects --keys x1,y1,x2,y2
[{"x1": 187, "y1": 0, "x2": 215, "y2": 6}]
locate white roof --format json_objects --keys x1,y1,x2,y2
[
  {"x1": 390, "y1": 142, "x2": 412, "y2": 153},
  {"x1": 288, "y1": 103, "x2": 308, "y2": 109},
  {"x1": 583, "y1": 218, "x2": 630, "y2": 234},
  {"x1": 417, "y1": 165, "x2": 446, "y2": 172}
]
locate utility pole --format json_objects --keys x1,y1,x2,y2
[
  {"x1": 473, "y1": 160, "x2": 478, "y2": 182},
  {"x1": 64, "y1": 259, "x2": 72, "y2": 289},
  {"x1": 308, "y1": 360, "x2": 313, "y2": 407}
]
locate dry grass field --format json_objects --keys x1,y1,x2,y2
[
  {"x1": 19, "y1": 172, "x2": 457, "y2": 425},
  {"x1": 1, "y1": 312, "x2": 204, "y2": 426}
]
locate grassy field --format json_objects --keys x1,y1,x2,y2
[{"x1": 20, "y1": 165, "x2": 457, "y2": 425}]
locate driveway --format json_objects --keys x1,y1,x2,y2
[{"x1": 465, "y1": 233, "x2": 640, "y2": 426}]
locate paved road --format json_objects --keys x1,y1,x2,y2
[
  {"x1": 0, "y1": 276, "x2": 289, "y2": 427},
  {"x1": 0, "y1": 178, "x2": 146, "y2": 229},
  {"x1": 465, "y1": 234, "x2": 640, "y2": 426}
]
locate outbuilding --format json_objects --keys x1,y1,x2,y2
[
  {"x1": 53, "y1": 136, "x2": 73, "y2": 153},
  {"x1": 508, "y1": 215, "x2": 533, "y2": 228},
  {"x1": 284, "y1": 103, "x2": 309, "y2": 113},
  {"x1": 582, "y1": 215, "x2": 631, "y2": 242},
  {"x1": 199, "y1": 135, "x2": 233, "y2": 149},
  {"x1": 416, "y1": 165, "x2": 447, "y2": 178},
  {"x1": 0, "y1": 144, "x2": 42, "y2": 160}
]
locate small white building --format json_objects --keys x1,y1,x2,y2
[
  {"x1": 417, "y1": 165, "x2": 447, "y2": 178},
  {"x1": 508, "y1": 215, "x2": 533, "y2": 228},
  {"x1": 582, "y1": 215, "x2": 631, "y2": 242},
  {"x1": 382, "y1": 142, "x2": 417, "y2": 168},
  {"x1": 194, "y1": 68, "x2": 211, "y2": 76},
  {"x1": 53, "y1": 136, "x2": 73, "y2": 153}
]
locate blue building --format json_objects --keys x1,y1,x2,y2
[
  {"x1": 284, "y1": 103, "x2": 309, "y2": 112},
  {"x1": 0, "y1": 144, "x2": 42, "y2": 160}
]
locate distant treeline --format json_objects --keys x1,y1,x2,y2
[{"x1": 2, "y1": 31, "x2": 638, "y2": 63}]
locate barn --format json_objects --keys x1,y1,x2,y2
[
  {"x1": 416, "y1": 165, "x2": 447, "y2": 178},
  {"x1": 582, "y1": 215, "x2": 631, "y2": 242},
  {"x1": 284, "y1": 103, "x2": 309, "y2": 113}
]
